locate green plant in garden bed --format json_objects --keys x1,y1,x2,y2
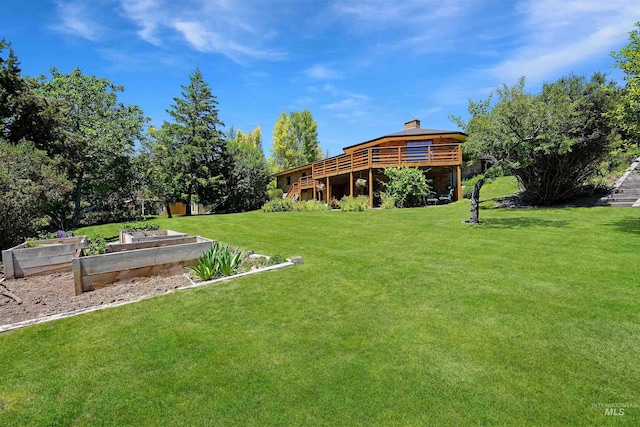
[
  {"x1": 189, "y1": 241, "x2": 246, "y2": 281},
  {"x1": 120, "y1": 221, "x2": 161, "y2": 232},
  {"x1": 83, "y1": 234, "x2": 107, "y2": 256}
]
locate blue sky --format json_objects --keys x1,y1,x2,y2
[{"x1": 2, "y1": 1, "x2": 639, "y2": 157}]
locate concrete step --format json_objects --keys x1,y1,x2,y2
[{"x1": 607, "y1": 197, "x2": 639, "y2": 204}]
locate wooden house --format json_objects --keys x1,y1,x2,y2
[{"x1": 273, "y1": 119, "x2": 466, "y2": 207}]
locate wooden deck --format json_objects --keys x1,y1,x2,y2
[{"x1": 286, "y1": 144, "x2": 461, "y2": 199}]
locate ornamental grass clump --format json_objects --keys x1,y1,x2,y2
[{"x1": 189, "y1": 241, "x2": 246, "y2": 281}]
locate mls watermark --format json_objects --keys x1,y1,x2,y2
[{"x1": 592, "y1": 402, "x2": 640, "y2": 416}]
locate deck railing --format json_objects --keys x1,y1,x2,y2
[{"x1": 285, "y1": 143, "x2": 461, "y2": 198}]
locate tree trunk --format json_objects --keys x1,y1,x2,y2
[
  {"x1": 469, "y1": 178, "x2": 485, "y2": 224},
  {"x1": 71, "y1": 170, "x2": 84, "y2": 228},
  {"x1": 185, "y1": 193, "x2": 192, "y2": 216},
  {"x1": 165, "y1": 201, "x2": 172, "y2": 219}
]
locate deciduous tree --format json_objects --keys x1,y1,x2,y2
[
  {"x1": 453, "y1": 74, "x2": 617, "y2": 208},
  {"x1": 0, "y1": 139, "x2": 70, "y2": 250},
  {"x1": 39, "y1": 68, "x2": 145, "y2": 228},
  {"x1": 223, "y1": 127, "x2": 271, "y2": 212},
  {"x1": 611, "y1": 21, "x2": 640, "y2": 147},
  {"x1": 270, "y1": 109, "x2": 322, "y2": 171}
]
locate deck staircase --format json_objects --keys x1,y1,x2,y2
[{"x1": 602, "y1": 158, "x2": 640, "y2": 207}]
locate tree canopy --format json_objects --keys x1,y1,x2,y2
[
  {"x1": 270, "y1": 109, "x2": 322, "y2": 171},
  {"x1": 611, "y1": 21, "x2": 640, "y2": 147},
  {"x1": 38, "y1": 68, "x2": 146, "y2": 227},
  {"x1": 454, "y1": 74, "x2": 617, "y2": 205},
  {"x1": 223, "y1": 127, "x2": 271, "y2": 212}
]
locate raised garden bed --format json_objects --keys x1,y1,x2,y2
[
  {"x1": 2, "y1": 236, "x2": 88, "y2": 279},
  {"x1": 119, "y1": 229, "x2": 189, "y2": 244},
  {"x1": 73, "y1": 236, "x2": 213, "y2": 295}
]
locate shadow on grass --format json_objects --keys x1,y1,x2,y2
[
  {"x1": 481, "y1": 217, "x2": 570, "y2": 229},
  {"x1": 606, "y1": 217, "x2": 640, "y2": 235}
]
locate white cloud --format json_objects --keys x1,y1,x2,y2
[
  {"x1": 118, "y1": 1, "x2": 287, "y2": 63},
  {"x1": 329, "y1": 0, "x2": 472, "y2": 54},
  {"x1": 171, "y1": 20, "x2": 286, "y2": 63},
  {"x1": 320, "y1": 85, "x2": 373, "y2": 121},
  {"x1": 53, "y1": 1, "x2": 104, "y2": 41},
  {"x1": 120, "y1": 0, "x2": 162, "y2": 45},
  {"x1": 306, "y1": 64, "x2": 343, "y2": 80},
  {"x1": 489, "y1": 0, "x2": 640, "y2": 84},
  {"x1": 332, "y1": 0, "x2": 464, "y2": 28}
]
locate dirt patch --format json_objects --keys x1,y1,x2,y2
[{"x1": 0, "y1": 272, "x2": 190, "y2": 327}]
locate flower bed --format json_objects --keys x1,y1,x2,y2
[{"x1": 72, "y1": 236, "x2": 213, "y2": 294}]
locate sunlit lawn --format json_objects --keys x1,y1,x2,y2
[{"x1": 1, "y1": 177, "x2": 639, "y2": 425}]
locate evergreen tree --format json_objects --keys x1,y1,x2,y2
[{"x1": 165, "y1": 68, "x2": 226, "y2": 215}]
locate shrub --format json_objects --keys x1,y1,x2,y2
[
  {"x1": 329, "y1": 198, "x2": 341, "y2": 210},
  {"x1": 267, "y1": 188, "x2": 284, "y2": 201},
  {"x1": 382, "y1": 166, "x2": 430, "y2": 207},
  {"x1": 295, "y1": 200, "x2": 331, "y2": 211},
  {"x1": 380, "y1": 192, "x2": 396, "y2": 209},
  {"x1": 263, "y1": 199, "x2": 295, "y2": 212},
  {"x1": 339, "y1": 196, "x2": 369, "y2": 211}
]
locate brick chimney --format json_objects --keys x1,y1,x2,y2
[{"x1": 404, "y1": 119, "x2": 421, "y2": 130}]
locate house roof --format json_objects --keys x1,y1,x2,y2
[{"x1": 342, "y1": 128, "x2": 467, "y2": 153}]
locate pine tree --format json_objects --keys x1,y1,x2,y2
[{"x1": 165, "y1": 68, "x2": 226, "y2": 215}]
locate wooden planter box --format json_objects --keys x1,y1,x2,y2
[
  {"x1": 2, "y1": 237, "x2": 88, "y2": 279},
  {"x1": 73, "y1": 236, "x2": 213, "y2": 294},
  {"x1": 119, "y1": 229, "x2": 189, "y2": 244}
]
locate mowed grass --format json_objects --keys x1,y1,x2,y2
[{"x1": 1, "y1": 177, "x2": 639, "y2": 426}]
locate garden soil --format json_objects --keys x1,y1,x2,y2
[{"x1": 0, "y1": 272, "x2": 190, "y2": 327}]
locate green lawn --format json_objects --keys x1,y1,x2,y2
[{"x1": 1, "y1": 177, "x2": 639, "y2": 425}]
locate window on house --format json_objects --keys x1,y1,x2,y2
[
  {"x1": 286, "y1": 176, "x2": 291, "y2": 185},
  {"x1": 406, "y1": 140, "x2": 432, "y2": 161}
]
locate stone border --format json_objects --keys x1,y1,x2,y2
[{"x1": 0, "y1": 256, "x2": 302, "y2": 334}]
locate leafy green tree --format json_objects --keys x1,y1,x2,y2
[
  {"x1": 164, "y1": 68, "x2": 226, "y2": 215},
  {"x1": 381, "y1": 166, "x2": 430, "y2": 208},
  {"x1": 38, "y1": 68, "x2": 146, "y2": 228},
  {"x1": 611, "y1": 21, "x2": 640, "y2": 148},
  {"x1": 453, "y1": 74, "x2": 617, "y2": 207},
  {"x1": 291, "y1": 109, "x2": 321, "y2": 164},
  {"x1": 140, "y1": 125, "x2": 181, "y2": 218},
  {"x1": 270, "y1": 109, "x2": 322, "y2": 171},
  {"x1": 0, "y1": 139, "x2": 70, "y2": 250},
  {"x1": 223, "y1": 127, "x2": 271, "y2": 212}
]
